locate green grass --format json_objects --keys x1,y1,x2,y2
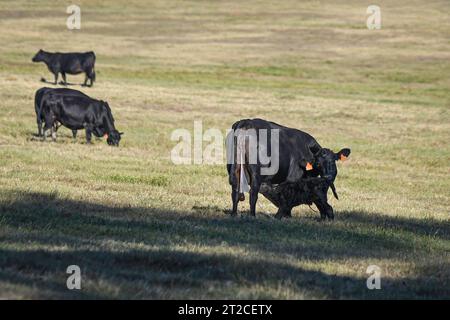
[{"x1": 0, "y1": 0, "x2": 449, "y2": 299}]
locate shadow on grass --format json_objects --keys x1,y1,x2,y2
[
  {"x1": 0, "y1": 191, "x2": 448, "y2": 299},
  {"x1": 40, "y1": 77, "x2": 88, "y2": 87}
]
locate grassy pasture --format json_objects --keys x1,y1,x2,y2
[{"x1": 0, "y1": 0, "x2": 449, "y2": 299}]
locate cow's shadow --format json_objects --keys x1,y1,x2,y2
[
  {"x1": 39, "y1": 77, "x2": 89, "y2": 87},
  {"x1": 0, "y1": 191, "x2": 448, "y2": 299}
]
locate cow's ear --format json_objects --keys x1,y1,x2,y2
[
  {"x1": 299, "y1": 159, "x2": 314, "y2": 171},
  {"x1": 336, "y1": 148, "x2": 351, "y2": 161},
  {"x1": 119, "y1": 132, "x2": 124, "y2": 136}
]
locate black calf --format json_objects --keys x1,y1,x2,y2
[{"x1": 259, "y1": 177, "x2": 334, "y2": 220}]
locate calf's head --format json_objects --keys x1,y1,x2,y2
[
  {"x1": 32, "y1": 49, "x2": 45, "y2": 62},
  {"x1": 313, "y1": 148, "x2": 351, "y2": 199}
]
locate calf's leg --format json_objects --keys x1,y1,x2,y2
[
  {"x1": 275, "y1": 206, "x2": 291, "y2": 219},
  {"x1": 314, "y1": 200, "x2": 334, "y2": 220}
]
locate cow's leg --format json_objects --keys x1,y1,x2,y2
[
  {"x1": 43, "y1": 123, "x2": 53, "y2": 141},
  {"x1": 248, "y1": 167, "x2": 261, "y2": 217},
  {"x1": 37, "y1": 118, "x2": 43, "y2": 137},
  {"x1": 61, "y1": 72, "x2": 67, "y2": 86},
  {"x1": 42, "y1": 112, "x2": 54, "y2": 141},
  {"x1": 42, "y1": 126, "x2": 49, "y2": 141},
  {"x1": 88, "y1": 70, "x2": 95, "y2": 87},
  {"x1": 85, "y1": 126, "x2": 93, "y2": 144},
  {"x1": 83, "y1": 74, "x2": 88, "y2": 87},
  {"x1": 51, "y1": 126, "x2": 57, "y2": 142},
  {"x1": 72, "y1": 130, "x2": 77, "y2": 140},
  {"x1": 53, "y1": 72, "x2": 58, "y2": 85},
  {"x1": 249, "y1": 186, "x2": 259, "y2": 217},
  {"x1": 231, "y1": 188, "x2": 239, "y2": 216}
]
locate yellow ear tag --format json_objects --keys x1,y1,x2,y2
[
  {"x1": 340, "y1": 154, "x2": 347, "y2": 161},
  {"x1": 306, "y1": 162, "x2": 313, "y2": 171}
]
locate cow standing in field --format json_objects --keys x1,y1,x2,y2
[
  {"x1": 39, "y1": 88, "x2": 122, "y2": 146},
  {"x1": 226, "y1": 118, "x2": 350, "y2": 219},
  {"x1": 32, "y1": 50, "x2": 96, "y2": 87}
]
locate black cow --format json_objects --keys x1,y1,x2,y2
[
  {"x1": 226, "y1": 118, "x2": 350, "y2": 218},
  {"x1": 32, "y1": 50, "x2": 96, "y2": 87},
  {"x1": 35, "y1": 87, "x2": 88, "y2": 138},
  {"x1": 39, "y1": 88, "x2": 122, "y2": 146},
  {"x1": 259, "y1": 177, "x2": 334, "y2": 220}
]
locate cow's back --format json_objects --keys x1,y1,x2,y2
[
  {"x1": 42, "y1": 89, "x2": 101, "y2": 127},
  {"x1": 59, "y1": 52, "x2": 95, "y2": 73},
  {"x1": 229, "y1": 118, "x2": 322, "y2": 184}
]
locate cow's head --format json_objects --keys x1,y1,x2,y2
[
  {"x1": 32, "y1": 49, "x2": 45, "y2": 62},
  {"x1": 106, "y1": 130, "x2": 123, "y2": 146},
  {"x1": 313, "y1": 148, "x2": 351, "y2": 199}
]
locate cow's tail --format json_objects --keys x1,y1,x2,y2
[
  {"x1": 39, "y1": 93, "x2": 50, "y2": 138},
  {"x1": 227, "y1": 130, "x2": 246, "y2": 202},
  {"x1": 235, "y1": 131, "x2": 250, "y2": 201},
  {"x1": 91, "y1": 67, "x2": 96, "y2": 83},
  {"x1": 35, "y1": 91, "x2": 42, "y2": 137}
]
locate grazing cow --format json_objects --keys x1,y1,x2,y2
[
  {"x1": 259, "y1": 177, "x2": 334, "y2": 220},
  {"x1": 34, "y1": 87, "x2": 88, "y2": 138},
  {"x1": 39, "y1": 88, "x2": 122, "y2": 146},
  {"x1": 32, "y1": 49, "x2": 96, "y2": 87},
  {"x1": 226, "y1": 118, "x2": 350, "y2": 218}
]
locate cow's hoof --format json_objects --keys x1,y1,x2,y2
[
  {"x1": 326, "y1": 208, "x2": 334, "y2": 220},
  {"x1": 274, "y1": 213, "x2": 283, "y2": 220},
  {"x1": 227, "y1": 210, "x2": 237, "y2": 216}
]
